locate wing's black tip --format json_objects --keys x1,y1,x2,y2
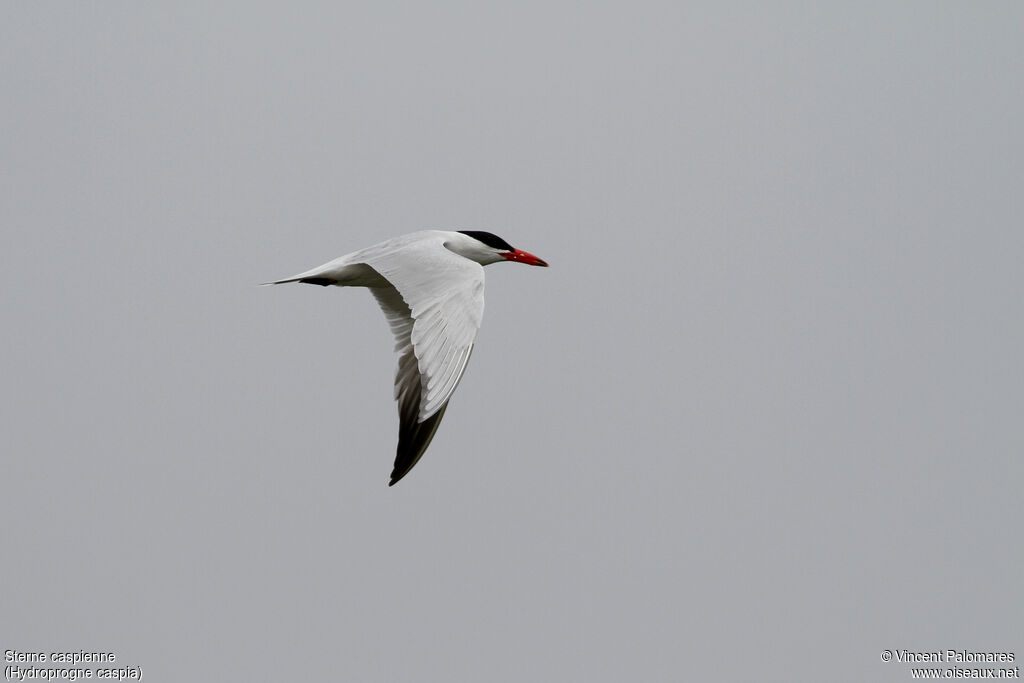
[
  {"x1": 388, "y1": 463, "x2": 413, "y2": 487},
  {"x1": 388, "y1": 403, "x2": 449, "y2": 487}
]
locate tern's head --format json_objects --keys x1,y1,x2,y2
[{"x1": 448, "y1": 230, "x2": 549, "y2": 267}]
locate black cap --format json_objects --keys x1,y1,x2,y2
[{"x1": 457, "y1": 230, "x2": 514, "y2": 252}]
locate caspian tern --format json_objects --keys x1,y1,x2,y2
[{"x1": 268, "y1": 230, "x2": 548, "y2": 486}]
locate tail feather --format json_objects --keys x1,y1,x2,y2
[{"x1": 261, "y1": 276, "x2": 337, "y2": 286}]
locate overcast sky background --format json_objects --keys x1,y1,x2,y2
[{"x1": 2, "y1": 3, "x2": 1021, "y2": 681}]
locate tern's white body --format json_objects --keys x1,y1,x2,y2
[{"x1": 269, "y1": 230, "x2": 547, "y2": 486}]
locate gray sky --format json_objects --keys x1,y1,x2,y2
[{"x1": 2, "y1": 3, "x2": 1021, "y2": 681}]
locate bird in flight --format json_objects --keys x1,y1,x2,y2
[{"x1": 267, "y1": 230, "x2": 548, "y2": 486}]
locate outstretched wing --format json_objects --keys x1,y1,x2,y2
[{"x1": 364, "y1": 237, "x2": 485, "y2": 485}]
